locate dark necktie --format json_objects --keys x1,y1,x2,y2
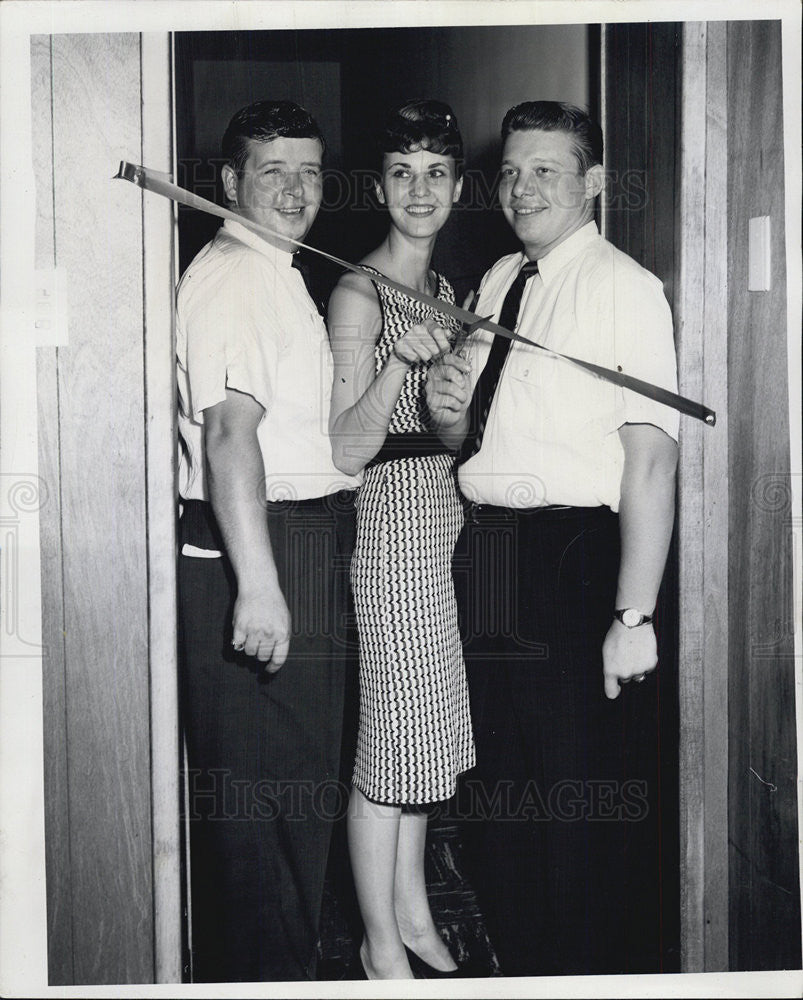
[
  {"x1": 458, "y1": 259, "x2": 539, "y2": 465},
  {"x1": 291, "y1": 252, "x2": 323, "y2": 316}
]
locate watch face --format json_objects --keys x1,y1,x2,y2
[{"x1": 622, "y1": 608, "x2": 642, "y2": 628}]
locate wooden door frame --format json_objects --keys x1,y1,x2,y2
[
  {"x1": 673, "y1": 20, "x2": 730, "y2": 973},
  {"x1": 161, "y1": 20, "x2": 734, "y2": 980},
  {"x1": 602, "y1": 20, "x2": 731, "y2": 973},
  {"x1": 605, "y1": 17, "x2": 803, "y2": 975},
  {"x1": 142, "y1": 31, "x2": 182, "y2": 984},
  {"x1": 13, "y1": 16, "x2": 795, "y2": 985}
]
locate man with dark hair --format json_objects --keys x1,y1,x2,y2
[
  {"x1": 221, "y1": 98, "x2": 327, "y2": 172},
  {"x1": 176, "y1": 100, "x2": 359, "y2": 982},
  {"x1": 426, "y1": 101, "x2": 679, "y2": 976}
]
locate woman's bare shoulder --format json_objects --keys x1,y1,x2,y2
[{"x1": 328, "y1": 268, "x2": 382, "y2": 340}]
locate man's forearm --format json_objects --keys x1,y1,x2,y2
[
  {"x1": 601, "y1": 425, "x2": 677, "y2": 698},
  {"x1": 202, "y1": 391, "x2": 291, "y2": 667},
  {"x1": 615, "y1": 439, "x2": 678, "y2": 612},
  {"x1": 206, "y1": 426, "x2": 280, "y2": 594}
]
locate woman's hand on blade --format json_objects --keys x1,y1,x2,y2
[{"x1": 392, "y1": 319, "x2": 452, "y2": 365}]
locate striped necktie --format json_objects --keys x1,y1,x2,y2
[{"x1": 458, "y1": 259, "x2": 539, "y2": 465}]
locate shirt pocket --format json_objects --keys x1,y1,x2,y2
[
  {"x1": 505, "y1": 356, "x2": 560, "y2": 439},
  {"x1": 506, "y1": 347, "x2": 563, "y2": 388}
]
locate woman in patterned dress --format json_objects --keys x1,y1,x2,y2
[{"x1": 328, "y1": 100, "x2": 475, "y2": 980}]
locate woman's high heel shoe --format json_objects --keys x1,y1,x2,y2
[
  {"x1": 404, "y1": 945, "x2": 458, "y2": 979},
  {"x1": 404, "y1": 944, "x2": 487, "y2": 979},
  {"x1": 347, "y1": 950, "x2": 369, "y2": 980}
]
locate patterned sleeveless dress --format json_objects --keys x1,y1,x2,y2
[{"x1": 351, "y1": 268, "x2": 475, "y2": 804}]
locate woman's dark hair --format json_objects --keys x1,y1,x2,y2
[
  {"x1": 501, "y1": 101, "x2": 603, "y2": 174},
  {"x1": 377, "y1": 99, "x2": 463, "y2": 175},
  {"x1": 222, "y1": 100, "x2": 325, "y2": 173}
]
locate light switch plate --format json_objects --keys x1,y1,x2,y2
[
  {"x1": 748, "y1": 216, "x2": 771, "y2": 292},
  {"x1": 34, "y1": 268, "x2": 70, "y2": 346}
]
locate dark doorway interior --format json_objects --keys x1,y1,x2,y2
[
  {"x1": 175, "y1": 25, "x2": 592, "y2": 302},
  {"x1": 174, "y1": 24, "x2": 680, "y2": 980}
]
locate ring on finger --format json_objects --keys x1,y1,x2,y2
[{"x1": 634, "y1": 674, "x2": 646, "y2": 683}]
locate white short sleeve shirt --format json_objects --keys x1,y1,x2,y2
[
  {"x1": 458, "y1": 222, "x2": 679, "y2": 511},
  {"x1": 176, "y1": 219, "x2": 360, "y2": 502}
]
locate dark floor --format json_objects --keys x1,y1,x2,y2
[{"x1": 317, "y1": 811, "x2": 501, "y2": 980}]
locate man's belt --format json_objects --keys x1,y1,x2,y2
[{"x1": 116, "y1": 161, "x2": 716, "y2": 427}]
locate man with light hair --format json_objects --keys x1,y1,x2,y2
[{"x1": 427, "y1": 100, "x2": 679, "y2": 976}]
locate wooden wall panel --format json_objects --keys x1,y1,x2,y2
[
  {"x1": 48, "y1": 33, "x2": 154, "y2": 983},
  {"x1": 699, "y1": 22, "x2": 731, "y2": 968},
  {"x1": 726, "y1": 19, "x2": 800, "y2": 972},
  {"x1": 32, "y1": 33, "x2": 74, "y2": 985}
]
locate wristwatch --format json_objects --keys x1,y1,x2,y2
[{"x1": 614, "y1": 608, "x2": 654, "y2": 628}]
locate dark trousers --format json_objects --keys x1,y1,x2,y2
[
  {"x1": 178, "y1": 495, "x2": 355, "y2": 982},
  {"x1": 454, "y1": 504, "x2": 665, "y2": 977}
]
